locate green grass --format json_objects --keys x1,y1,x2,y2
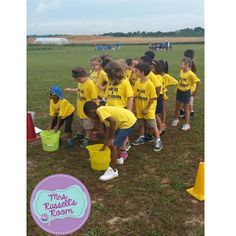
[{"x1": 27, "y1": 44, "x2": 204, "y2": 235}]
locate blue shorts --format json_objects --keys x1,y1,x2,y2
[
  {"x1": 113, "y1": 122, "x2": 137, "y2": 148},
  {"x1": 176, "y1": 89, "x2": 191, "y2": 104},
  {"x1": 156, "y1": 94, "x2": 163, "y2": 114}
]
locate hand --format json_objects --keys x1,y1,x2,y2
[
  {"x1": 47, "y1": 125, "x2": 52, "y2": 130},
  {"x1": 54, "y1": 126, "x2": 59, "y2": 133},
  {"x1": 192, "y1": 92, "x2": 197, "y2": 97},
  {"x1": 142, "y1": 108, "x2": 148, "y2": 114}
]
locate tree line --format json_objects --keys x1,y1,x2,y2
[{"x1": 100, "y1": 27, "x2": 204, "y2": 37}]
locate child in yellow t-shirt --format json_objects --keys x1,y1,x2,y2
[
  {"x1": 132, "y1": 62, "x2": 163, "y2": 152},
  {"x1": 64, "y1": 67, "x2": 98, "y2": 147},
  {"x1": 104, "y1": 61, "x2": 134, "y2": 162},
  {"x1": 152, "y1": 60, "x2": 178, "y2": 130},
  {"x1": 83, "y1": 102, "x2": 137, "y2": 181},
  {"x1": 89, "y1": 56, "x2": 109, "y2": 104},
  {"x1": 48, "y1": 86, "x2": 75, "y2": 148},
  {"x1": 172, "y1": 57, "x2": 200, "y2": 131}
]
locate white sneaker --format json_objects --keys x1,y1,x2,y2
[
  {"x1": 99, "y1": 167, "x2": 118, "y2": 181},
  {"x1": 172, "y1": 119, "x2": 179, "y2": 127},
  {"x1": 116, "y1": 158, "x2": 124, "y2": 165},
  {"x1": 182, "y1": 124, "x2": 191, "y2": 131}
]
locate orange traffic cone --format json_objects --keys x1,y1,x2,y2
[
  {"x1": 186, "y1": 162, "x2": 204, "y2": 201},
  {"x1": 27, "y1": 112, "x2": 39, "y2": 142}
]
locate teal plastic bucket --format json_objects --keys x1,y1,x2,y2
[{"x1": 40, "y1": 130, "x2": 61, "y2": 152}]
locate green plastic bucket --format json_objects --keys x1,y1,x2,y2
[{"x1": 40, "y1": 130, "x2": 61, "y2": 152}]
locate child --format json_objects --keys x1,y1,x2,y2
[
  {"x1": 153, "y1": 60, "x2": 178, "y2": 130},
  {"x1": 104, "y1": 62, "x2": 134, "y2": 161},
  {"x1": 89, "y1": 56, "x2": 109, "y2": 104},
  {"x1": 129, "y1": 58, "x2": 142, "y2": 87},
  {"x1": 48, "y1": 86, "x2": 75, "y2": 148},
  {"x1": 64, "y1": 67, "x2": 98, "y2": 147},
  {"x1": 179, "y1": 49, "x2": 198, "y2": 118},
  {"x1": 83, "y1": 102, "x2": 137, "y2": 181},
  {"x1": 172, "y1": 57, "x2": 200, "y2": 131},
  {"x1": 132, "y1": 62, "x2": 163, "y2": 152}
]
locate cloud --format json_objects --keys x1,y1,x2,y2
[{"x1": 35, "y1": 0, "x2": 61, "y2": 15}]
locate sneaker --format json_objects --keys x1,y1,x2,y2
[
  {"x1": 116, "y1": 158, "x2": 124, "y2": 165},
  {"x1": 132, "y1": 136, "x2": 145, "y2": 146},
  {"x1": 120, "y1": 150, "x2": 128, "y2": 160},
  {"x1": 172, "y1": 119, "x2": 179, "y2": 127},
  {"x1": 99, "y1": 167, "x2": 119, "y2": 181},
  {"x1": 153, "y1": 139, "x2": 163, "y2": 152},
  {"x1": 80, "y1": 138, "x2": 91, "y2": 148},
  {"x1": 145, "y1": 134, "x2": 155, "y2": 142},
  {"x1": 125, "y1": 142, "x2": 132, "y2": 151},
  {"x1": 179, "y1": 109, "x2": 185, "y2": 118},
  {"x1": 182, "y1": 124, "x2": 191, "y2": 131},
  {"x1": 190, "y1": 111, "x2": 194, "y2": 119}
]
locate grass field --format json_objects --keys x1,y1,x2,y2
[{"x1": 27, "y1": 44, "x2": 204, "y2": 236}]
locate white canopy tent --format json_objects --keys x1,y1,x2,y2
[{"x1": 34, "y1": 37, "x2": 70, "y2": 45}]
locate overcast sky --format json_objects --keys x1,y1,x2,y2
[{"x1": 27, "y1": 0, "x2": 204, "y2": 35}]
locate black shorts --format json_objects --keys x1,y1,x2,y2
[
  {"x1": 51, "y1": 113, "x2": 74, "y2": 133},
  {"x1": 176, "y1": 89, "x2": 191, "y2": 104},
  {"x1": 156, "y1": 94, "x2": 163, "y2": 114}
]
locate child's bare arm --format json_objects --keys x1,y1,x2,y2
[
  {"x1": 156, "y1": 87, "x2": 161, "y2": 97},
  {"x1": 100, "y1": 117, "x2": 116, "y2": 150},
  {"x1": 64, "y1": 88, "x2": 77, "y2": 93},
  {"x1": 127, "y1": 97, "x2": 134, "y2": 111}
]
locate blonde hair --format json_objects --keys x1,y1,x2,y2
[{"x1": 90, "y1": 56, "x2": 102, "y2": 64}]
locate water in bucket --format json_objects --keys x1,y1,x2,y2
[
  {"x1": 86, "y1": 144, "x2": 111, "y2": 171},
  {"x1": 40, "y1": 130, "x2": 61, "y2": 152}
]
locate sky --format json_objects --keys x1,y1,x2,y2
[{"x1": 27, "y1": 0, "x2": 204, "y2": 35}]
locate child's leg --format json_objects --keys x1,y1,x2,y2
[
  {"x1": 174, "y1": 101, "x2": 181, "y2": 119},
  {"x1": 162, "y1": 100, "x2": 167, "y2": 126},
  {"x1": 190, "y1": 96, "x2": 194, "y2": 112},
  {"x1": 155, "y1": 114, "x2": 163, "y2": 133},
  {"x1": 184, "y1": 103, "x2": 190, "y2": 125},
  {"x1": 110, "y1": 145, "x2": 119, "y2": 170}
]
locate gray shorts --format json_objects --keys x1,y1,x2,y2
[
  {"x1": 78, "y1": 117, "x2": 94, "y2": 130},
  {"x1": 137, "y1": 119, "x2": 157, "y2": 128}
]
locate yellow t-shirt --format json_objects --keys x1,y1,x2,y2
[
  {"x1": 161, "y1": 74, "x2": 178, "y2": 100},
  {"x1": 96, "y1": 106, "x2": 137, "y2": 130},
  {"x1": 147, "y1": 71, "x2": 162, "y2": 90},
  {"x1": 177, "y1": 70, "x2": 200, "y2": 91},
  {"x1": 50, "y1": 98, "x2": 75, "y2": 119},
  {"x1": 105, "y1": 79, "x2": 133, "y2": 108},
  {"x1": 124, "y1": 69, "x2": 132, "y2": 80},
  {"x1": 133, "y1": 79, "x2": 157, "y2": 119},
  {"x1": 77, "y1": 79, "x2": 97, "y2": 119},
  {"x1": 89, "y1": 69, "x2": 109, "y2": 98}
]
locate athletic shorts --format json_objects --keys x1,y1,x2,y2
[
  {"x1": 156, "y1": 94, "x2": 163, "y2": 114},
  {"x1": 137, "y1": 119, "x2": 157, "y2": 129},
  {"x1": 113, "y1": 122, "x2": 137, "y2": 148},
  {"x1": 176, "y1": 89, "x2": 191, "y2": 104},
  {"x1": 51, "y1": 113, "x2": 74, "y2": 133},
  {"x1": 78, "y1": 117, "x2": 94, "y2": 130}
]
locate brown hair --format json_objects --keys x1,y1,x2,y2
[
  {"x1": 181, "y1": 57, "x2": 192, "y2": 68},
  {"x1": 104, "y1": 62, "x2": 124, "y2": 86}
]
